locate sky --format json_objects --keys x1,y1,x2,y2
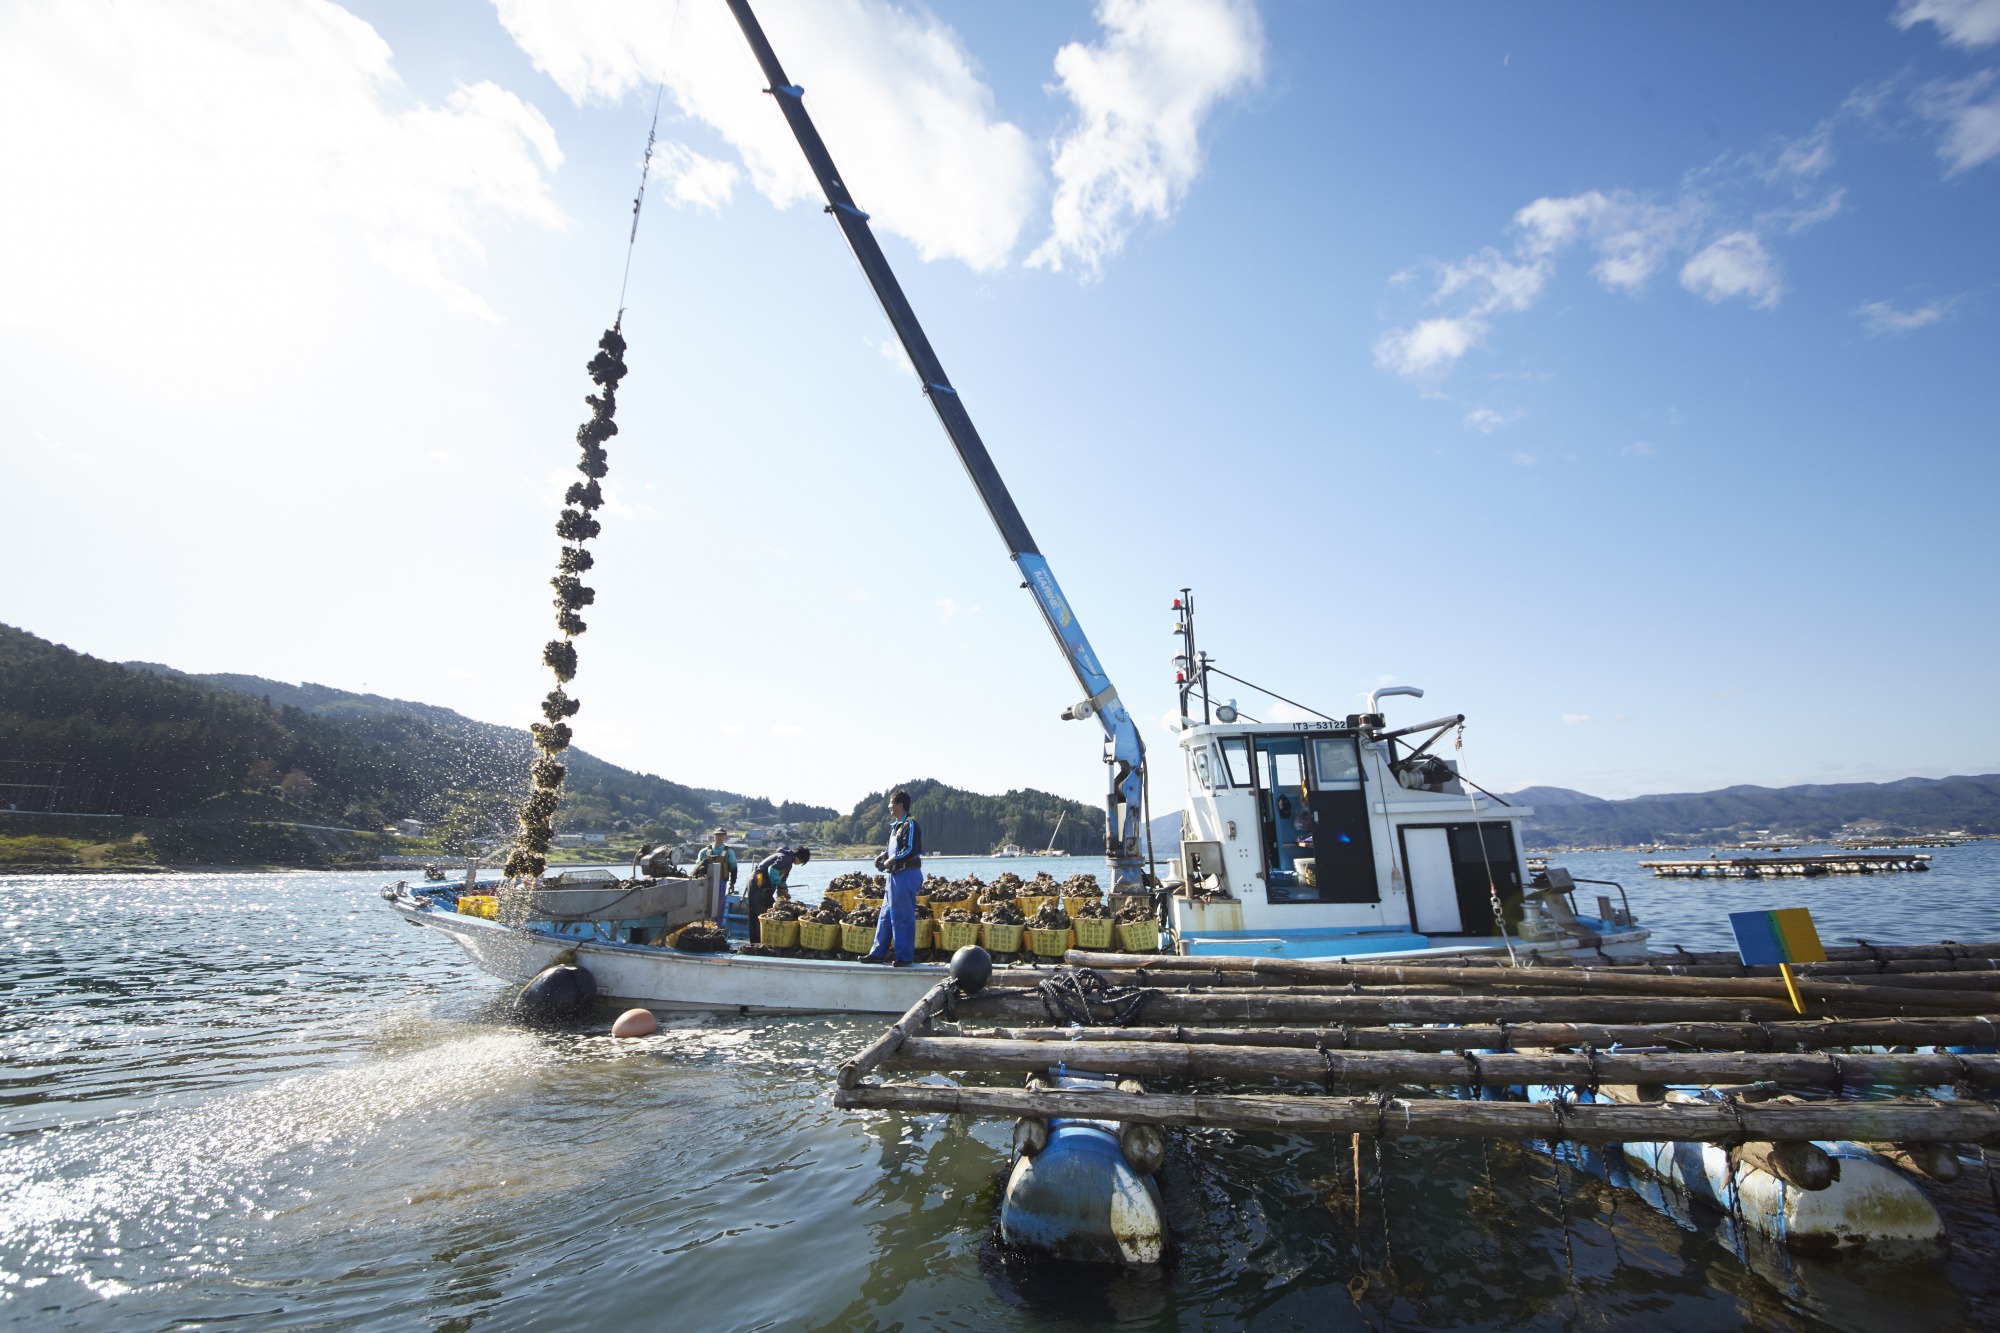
[{"x1": 1, "y1": 0, "x2": 1996, "y2": 815}]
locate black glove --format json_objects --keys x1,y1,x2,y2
[{"x1": 873, "y1": 853, "x2": 889, "y2": 872}]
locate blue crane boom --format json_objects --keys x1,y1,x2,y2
[{"x1": 723, "y1": 0, "x2": 1149, "y2": 890}]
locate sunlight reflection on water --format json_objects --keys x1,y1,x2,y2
[{"x1": 2, "y1": 852, "x2": 1998, "y2": 1329}]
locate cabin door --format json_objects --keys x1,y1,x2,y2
[{"x1": 1402, "y1": 827, "x2": 1463, "y2": 933}]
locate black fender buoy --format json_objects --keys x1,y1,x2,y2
[
  {"x1": 949, "y1": 945, "x2": 992, "y2": 996},
  {"x1": 516, "y1": 962, "x2": 597, "y2": 1025}
]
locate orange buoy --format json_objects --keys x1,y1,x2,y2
[{"x1": 611, "y1": 1007, "x2": 658, "y2": 1038}]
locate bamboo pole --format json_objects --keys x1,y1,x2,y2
[
  {"x1": 838, "y1": 980, "x2": 955, "y2": 1090},
  {"x1": 979, "y1": 1015, "x2": 2000, "y2": 1052},
  {"x1": 833, "y1": 1082, "x2": 2000, "y2": 1145},
  {"x1": 884, "y1": 1035, "x2": 2000, "y2": 1090},
  {"x1": 1487, "y1": 958, "x2": 2000, "y2": 980},
  {"x1": 1423, "y1": 941, "x2": 2000, "y2": 969},
  {"x1": 958, "y1": 988, "x2": 1955, "y2": 1025},
  {"x1": 1060, "y1": 952, "x2": 2000, "y2": 1011}
]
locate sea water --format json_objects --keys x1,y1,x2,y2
[{"x1": 4, "y1": 847, "x2": 1999, "y2": 1330}]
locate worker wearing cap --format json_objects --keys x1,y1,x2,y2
[
  {"x1": 861, "y1": 789, "x2": 922, "y2": 966},
  {"x1": 693, "y1": 828, "x2": 738, "y2": 893},
  {"x1": 747, "y1": 844, "x2": 810, "y2": 944}
]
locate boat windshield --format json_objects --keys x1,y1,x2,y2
[{"x1": 1218, "y1": 737, "x2": 1254, "y2": 787}]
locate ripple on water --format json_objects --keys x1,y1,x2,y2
[{"x1": 4, "y1": 862, "x2": 2000, "y2": 1329}]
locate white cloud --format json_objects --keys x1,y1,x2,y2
[
  {"x1": 0, "y1": 0, "x2": 565, "y2": 342},
  {"x1": 1857, "y1": 297, "x2": 1958, "y2": 332},
  {"x1": 1622, "y1": 440, "x2": 1656, "y2": 457},
  {"x1": 1894, "y1": 0, "x2": 2000, "y2": 48},
  {"x1": 1769, "y1": 187, "x2": 1846, "y2": 234},
  {"x1": 656, "y1": 141, "x2": 740, "y2": 210},
  {"x1": 1463, "y1": 407, "x2": 1521, "y2": 433},
  {"x1": 1561, "y1": 713, "x2": 1593, "y2": 726},
  {"x1": 1679, "y1": 231, "x2": 1781, "y2": 308},
  {"x1": 1029, "y1": 0, "x2": 1264, "y2": 275},
  {"x1": 494, "y1": 0, "x2": 1039, "y2": 270},
  {"x1": 771, "y1": 723, "x2": 809, "y2": 738},
  {"x1": 1372, "y1": 316, "x2": 1487, "y2": 381},
  {"x1": 1767, "y1": 126, "x2": 1836, "y2": 179},
  {"x1": 937, "y1": 597, "x2": 956, "y2": 618},
  {"x1": 1915, "y1": 71, "x2": 2000, "y2": 172},
  {"x1": 1436, "y1": 247, "x2": 1552, "y2": 312},
  {"x1": 1515, "y1": 190, "x2": 1700, "y2": 294},
  {"x1": 1509, "y1": 451, "x2": 1537, "y2": 466}
]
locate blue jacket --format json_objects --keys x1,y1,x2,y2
[{"x1": 883, "y1": 817, "x2": 923, "y2": 873}]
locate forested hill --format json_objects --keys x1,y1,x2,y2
[
  {"x1": 0, "y1": 623, "x2": 831, "y2": 846},
  {"x1": 812, "y1": 779, "x2": 1102, "y2": 856},
  {"x1": 1507, "y1": 774, "x2": 2000, "y2": 847}
]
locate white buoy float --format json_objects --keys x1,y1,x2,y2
[{"x1": 611, "y1": 1007, "x2": 659, "y2": 1038}]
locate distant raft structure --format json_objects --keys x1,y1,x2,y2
[
  {"x1": 835, "y1": 940, "x2": 2000, "y2": 1264},
  {"x1": 1640, "y1": 852, "x2": 1932, "y2": 878}
]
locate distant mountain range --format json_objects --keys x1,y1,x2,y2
[
  {"x1": 0, "y1": 623, "x2": 1094, "y2": 864},
  {"x1": 1502, "y1": 775, "x2": 2000, "y2": 847}
]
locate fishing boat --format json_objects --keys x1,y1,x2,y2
[
  {"x1": 387, "y1": 883, "x2": 951, "y2": 1013},
  {"x1": 1162, "y1": 593, "x2": 1648, "y2": 962}
]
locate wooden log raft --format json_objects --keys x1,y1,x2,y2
[
  {"x1": 838, "y1": 979, "x2": 954, "y2": 1090},
  {"x1": 833, "y1": 1081, "x2": 2000, "y2": 1145},
  {"x1": 979, "y1": 1015, "x2": 2000, "y2": 1053},
  {"x1": 1409, "y1": 941, "x2": 2000, "y2": 969},
  {"x1": 887, "y1": 1036, "x2": 2000, "y2": 1090},
  {"x1": 1060, "y1": 952, "x2": 2000, "y2": 1011},
  {"x1": 957, "y1": 987, "x2": 1963, "y2": 1025}
]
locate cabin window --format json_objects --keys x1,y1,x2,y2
[
  {"x1": 1312, "y1": 736, "x2": 1361, "y2": 786},
  {"x1": 1219, "y1": 738, "x2": 1254, "y2": 787},
  {"x1": 1192, "y1": 749, "x2": 1212, "y2": 791}
]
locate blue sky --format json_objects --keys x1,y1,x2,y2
[{"x1": 1, "y1": 0, "x2": 1995, "y2": 812}]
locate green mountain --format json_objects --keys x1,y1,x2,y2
[
  {"x1": 1506, "y1": 775, "x2": 2000, "y2": 847},
  {"x1": 811, "y1": 778, "x2": 1102, "y2": 856},
  {"x1": 0, "y1": 623, "x2": 833, "y2": 864}
]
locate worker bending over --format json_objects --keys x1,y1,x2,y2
[
  {"x1": 747, "y1": 844, "x2": 810, "y2": 944},
  {"x1": 861, "y1": 789, "x2": 921, "y2": 966}
]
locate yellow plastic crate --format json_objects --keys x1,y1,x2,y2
[
  {"x1": 1117, "y1": 920, "x2": 1161, "y2": 953},
  {"x1": 1027, "y1": 927, "x2": 1073, "y2": 958},
  {"x1": 840, "y1": 922, "x2": 877, "y2": 954},
  {"x1": 798, "y1": 920, "x2": 841, "y2": 952},
  {"x1": 457, "y1": 895, "x2": 496, "y2": 919},
  {"x1": 936, "y1": 920, "x2": 980, "y2": 953},
  {"x1": 979, "y1": 922, "x2": 1024, "y2": 954},
  {"x1": 1072, "y1": 917, "x2": 1115, "y2": 950},
  {"x1": 759, "y1": 916, "x2": 801, "y2": 949}
]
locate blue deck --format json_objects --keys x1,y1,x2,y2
[{"x1": 1177, "y1": 927, "x2": 1434, "y2": 959}]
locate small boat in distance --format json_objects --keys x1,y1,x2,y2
[{"x1": 993, "y1": 843, "x2": 1023, "y2": 858}]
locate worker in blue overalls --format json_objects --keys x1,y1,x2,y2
[{"x1": 861, "y1": 789, "x2": 921, "y2": 966}]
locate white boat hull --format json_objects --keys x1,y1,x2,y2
[{"x1": 392, "y1": 901, "x2": 947, "y2": 1014}]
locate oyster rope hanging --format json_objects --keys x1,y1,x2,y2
[{"x1": 502, "y1": 95, "x2": 662, "y2": 882}]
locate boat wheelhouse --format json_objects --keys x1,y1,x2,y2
[
  {"x1": 1162, "y1": 593, "x2": 1645, "y2": 961},
  {"x1": 1168, "y1": 710, "x2": 1644, "y2": 959}
]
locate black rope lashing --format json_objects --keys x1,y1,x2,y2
[
  {"x1": 1546, "y1": 1094, "x2": 1580, "y2": 1295},
  {"x1": 1035, "y1": 967, "x2": 1152, "y2": 1027}
]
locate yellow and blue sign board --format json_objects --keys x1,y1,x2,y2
[{"x1": 1728, "y1": 907, "x2": 1827, "y2": 966}]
